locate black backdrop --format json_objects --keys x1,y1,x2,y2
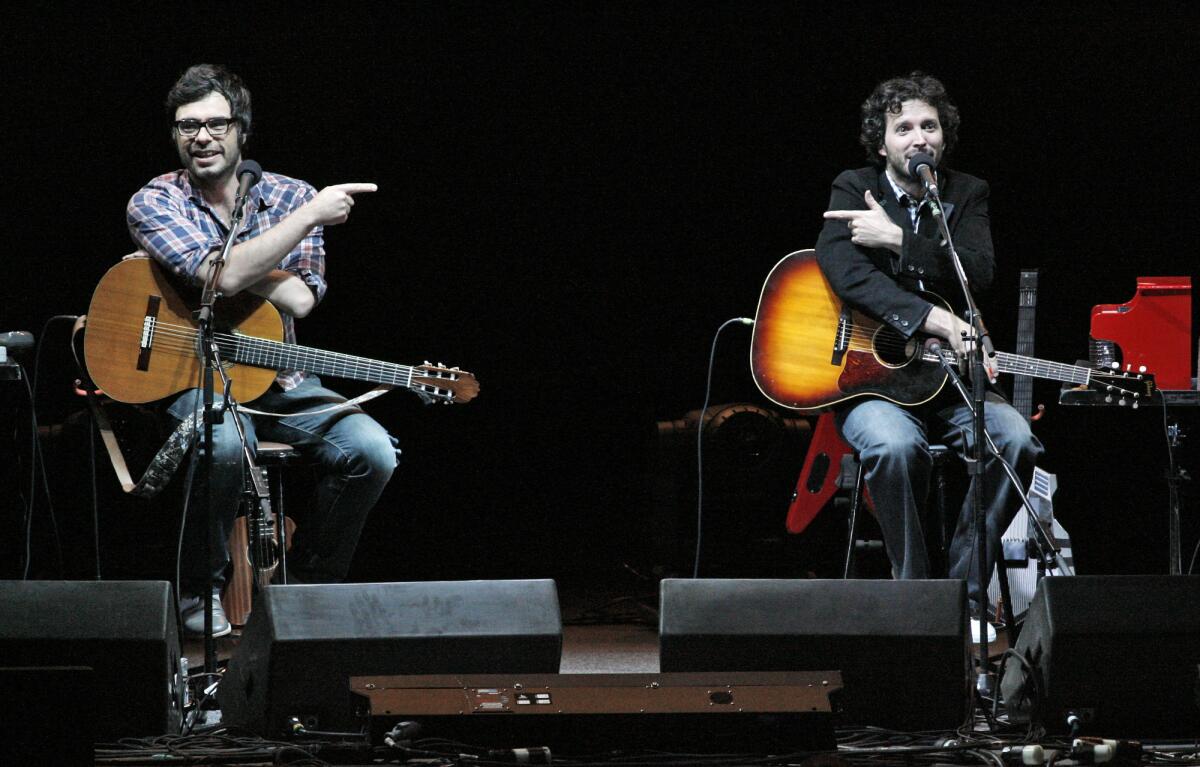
[{"x1": 4, "y1": 3, "x2": 1199, "y2": 585}]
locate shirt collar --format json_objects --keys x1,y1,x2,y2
[
  {"x1": 180, "y1": 169, "x2": 272, "y2": 218},
  {"x1": 884, "y1": 168, "x2": 926, "y2": 207}
]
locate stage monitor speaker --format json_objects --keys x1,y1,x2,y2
[
  {"x1": 218, "y1": 580, "x2": 563, "y2": 736},
  {"x1": 0, "y1": 580, "x2": 183, "y2": 740},
  {"x1": 1000, "y1": 575, "x2": 1200, "y2": 736},
  {"x1": 659, "y1": 578, "x2": 970, "y2": 730}
]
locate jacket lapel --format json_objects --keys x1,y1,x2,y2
[{"x1": 875, "y1": 171, "x2": 910, "y2": 230}]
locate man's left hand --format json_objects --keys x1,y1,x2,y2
[{"x1": 823, "y1": 191, "x2": 903, "y2": 254}]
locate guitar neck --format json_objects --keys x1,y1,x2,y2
[
  {"x1": 1012, "y1": 269, "x2": 1039, "y2": 420},
  {"x1": 924, "y1": 348, "x2": 1092, "y2": 386},
  {"x1": 995, "y1": 351, "x2": 1091, "y2": 386},
  {"x1": 226, "y1": 333, "x2": 418, "y2": 387}
]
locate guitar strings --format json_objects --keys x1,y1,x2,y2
[
  {"x1": 82, "y1": 316, "x2": 441, "y2": 387},
  {"x1": 779, "y1": 313, "x2": 1132, "y2": 390}
]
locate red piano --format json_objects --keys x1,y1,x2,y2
[{"x1": 1088, "y1": 276, "x2": 1192, "y2": 391}]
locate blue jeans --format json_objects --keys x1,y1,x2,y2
[
  {"x1": 836, "y1": 392, "x2": 1043, "y2": 608},
  {"x1": 169, "y1": 376, "x2": 398, "y2": 590}
]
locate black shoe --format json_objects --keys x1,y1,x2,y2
[{"x1": 180, "y1": 589, "x2": 231, "y2": 638}]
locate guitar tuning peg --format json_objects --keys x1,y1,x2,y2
[{"x1": 423, "y1": 360, "x2": 431, "y2": 366}]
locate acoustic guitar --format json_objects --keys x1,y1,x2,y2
[
  {"x1": 84, "y1": 257, "x2": 480, "y2": 406},
  {"x1": 750, "y1": 250, "x2": 1155, "y2": 412}
]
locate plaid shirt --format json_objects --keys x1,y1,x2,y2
[{"x1": 127, "y1": 169, "x2": 327, "y2": 391}]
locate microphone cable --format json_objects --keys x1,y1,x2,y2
[{"x1": 692, "y1": 316, "x2": 754, "y2": 579}]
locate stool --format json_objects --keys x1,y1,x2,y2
[
  {"x1": 842, "y1": 443, "x2": 957, "y2": 578},
  {"x1": 223, "y1": 441, "x2": 306, "y2": 627}
]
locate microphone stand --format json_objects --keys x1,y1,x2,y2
[
  {"x1": 924, "y1": 184, "x2": 1006, "y2": 700},
  {"x1": 193, "y1": 186, "x2": 252, "y2": 677}
]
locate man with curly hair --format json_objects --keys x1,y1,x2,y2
[{"x1": 816, "y1": 73, "x2": 1042, "y2": 641}]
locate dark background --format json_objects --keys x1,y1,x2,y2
[{"x1": 4, "y1": 3, "x2": 1198, "y2": 588}]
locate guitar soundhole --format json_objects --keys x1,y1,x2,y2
[{"x1": 872, "y1": 326, "x2": 918, "y2": 368}]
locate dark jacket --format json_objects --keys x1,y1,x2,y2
[{"x1": 815, "y1": 166, "x2": 994, "y2": 338}]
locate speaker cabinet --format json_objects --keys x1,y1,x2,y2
[
  {"x1": 218, "y1": 580, "x2": 563, "y2": 736},
  {"x1": 0, "y1": 580, "x2": 183, "y2": 739},
  {"x1": 1001, "y1": 575, "x2": 1200, "y2": 736},
  {"x1": 659, "y1": 578, "x2": 970, "y2": 729}
]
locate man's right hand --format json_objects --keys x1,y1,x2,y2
[
  {"x1": 306, "y1": 183, "x2": 378, "y2": 226},
  {"x1": 922, "y1": 305, "x2": 998, "y2": 382}
]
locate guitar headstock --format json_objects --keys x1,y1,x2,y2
[
  {"x1": 1088, "y1": 366, "x2": 1157, "y2": 408},
  {"x1": 411, "y1": 362, "x2": 480, "y2": 405}
]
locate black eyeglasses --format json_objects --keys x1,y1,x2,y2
[{"x1": 173, "y1": 117, "x2": 238, "y2": 138}]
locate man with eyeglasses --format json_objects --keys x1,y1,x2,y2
[{"x1": 126, "y1": 64, "x2": 398, "y2": 637}]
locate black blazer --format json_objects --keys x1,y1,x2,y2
[{"x1": 815, "y1": 166, "x2": 995, "y2": 338}]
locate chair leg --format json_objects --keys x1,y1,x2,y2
[
  {"x1": 271, "y1": 467, "x2": 288, "y2": 584},
  {"x1": 842, "y1": 456, "x2": 866, "y2": 578}
]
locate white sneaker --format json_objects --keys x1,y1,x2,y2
[{"x1": 970, "y1": 618, "x2": 997, "y2": 643}]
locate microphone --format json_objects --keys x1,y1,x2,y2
[
  {"x1": 232, "y1": 160, "x2": 262, "y2": 219},
  {"x1": 0, "y1": 331, "x2": 34, "y2": 351},
  {"x1": 235, "y1": 159, "x2": 262, "y2": 199},
  {"x1": 906, "y1": 152, "x2": 939, "y2": 197}
]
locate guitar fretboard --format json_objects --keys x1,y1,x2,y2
[
  {"x1": 224, "y1": 333, "x2": 416, "y2": 387},
  {"x1": 923, "y1": 349, "x2": 1091, "y2": 385}
]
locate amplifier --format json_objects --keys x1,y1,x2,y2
[{"x1": 351, "y1": 671, "x2": 841, "y2": 752}]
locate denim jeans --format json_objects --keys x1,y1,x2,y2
[
  {"x1": 836, "y1": 392, "x2": 1043, "y2": 608},
  {"x1": 169, "y1": 376, "x2": 398, "y2": 591}
]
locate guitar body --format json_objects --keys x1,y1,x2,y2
[
  {"x1": 85, "y1": 258, "x2": 281, "y2": 404},
  {"x1": 751, "y1": 250, "x2": 946, "y2": 412},
  {"x1": 225, "y1": 514, "x2": 296, "y2": 627}
]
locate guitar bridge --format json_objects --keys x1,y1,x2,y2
[
  {"x1": 136, "y1": 295, "x2": 162, "y2": 371},
  {"x1": 831, "y1": 307, "x2": 851, "y2": 365}
]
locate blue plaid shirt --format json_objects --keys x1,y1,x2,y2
[{"x1": 127, "y1": 169, "x2": 327, "y2": 391}]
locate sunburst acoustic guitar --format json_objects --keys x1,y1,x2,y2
[{"x1": 750, "y1": 250, "x2": 1154, "y2": 412}]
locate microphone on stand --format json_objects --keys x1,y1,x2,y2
[
  {"x1": 906, "y1": 152, "x2": 939, "y2": 197},
  {"x1": 232, "y1": 160, "x2": 262, "y2": 219}
]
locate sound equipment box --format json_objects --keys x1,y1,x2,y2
[
  {"x1": 659, "y1": 578, "x2": 970, "y2": 730},
  {"x1": 0, "y1": 580, "x2": 184, "y2": 740},
  {"x1": 218, "y1": 579, "x2": 563, "y2": 736},
  {"x1": 1001, "y1": 575, "x2": 1200, "y2": 736},
  {"x1": 349, "y1": 671, "x2": 841, "y2": 752}
]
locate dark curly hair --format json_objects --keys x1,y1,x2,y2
[
  {"x1": 859, "y1": 72, "x2": 959, "y2": 166},
  {"x1": 165, "y1": 64, "x2": 252, "y2": 140}
]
